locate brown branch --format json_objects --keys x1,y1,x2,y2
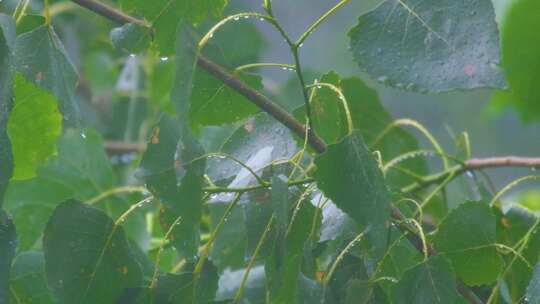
[
  {"x1": 402, "y1": 156, "x2": 540, "y2": 194},
  {"x1": 70, "y1": 0, "x2": 327, "y2": 154}
]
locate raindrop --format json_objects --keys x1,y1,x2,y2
[
  {"x1": 243, "y1": 16, "x2": 250, "y2": 19},
  {"x1": 233, "y1": 17, "x2": 240, "y2": 21},
  {"x1": 259, "y1": 18, "x2": 265, "y2": 22},
  {"x1": 160, "y1": 57, "x2": 169, "y2": 62},
  {"x1": 377, "y1": 76, "x2": 389, "y2": 84},
  {"x1": 129, "y1": 54, "x2": 136, "y2": 58},
  {"x1": 376, "y1": 47, "x2": 383, "y2": 55},
  {"x1": 298, "y1": 43, "x2": 304, "y2": 48},
  {"x1": 80, "y1": 132, "x2": 87, "y2": 139}
]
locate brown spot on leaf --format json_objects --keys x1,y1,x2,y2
[
  {"x1": 463, "y1": 64, "x2": 476, "y2": 77},
  {"x1": 175, "y1": 159, "x2": 183, "y2": 168},
  {"x1": 500, "y1": 217, "x2": 511, "y2": 228},
  {"x1": 119, "y1": 266, "x2": 129, "y2": 274},
  {"x1": 244, "y1": 121, "x2": 254, "y2": 133},
  {"x1": 151, "y1": 127, "x2": 160, "y2": 144}
]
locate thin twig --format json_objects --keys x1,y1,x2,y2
[{"x1": 402, "y1": 156, "x2": 540, "y2": 194}]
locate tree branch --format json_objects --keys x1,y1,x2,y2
[
  {"x1": 70, "y1": 0, "x2": 327, "y2": 154},
  {"x1": 402, "y1": 156, "x2": 540, "y2": 194}
]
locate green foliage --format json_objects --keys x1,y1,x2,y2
[
  {"x1": 492, "y1": 0, "x2": 540, "y2": 121},
  {"x1": 2, "y1": 0, "x2": 540, "y2": 303}
]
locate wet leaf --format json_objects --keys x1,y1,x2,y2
[
  {"x1": 43, "y1": 200, "x2": 142, "y2": 304},
  {"x1": 14, "y1": 25, "x2": 80, "y2": 123},
  {"x1": 9, "y1": 251, "x2": 54, "y2": 304},
  {"x1": 110, "y1": 23, "x2": 152, "y2": 54},
  {"x1": 349, "y1": 0, "x2": 506, "y2": 92},
  {"x1": 314, "y1": 131, "x2": 391, "y2": 255},
  {"x1": 434, "y1": 201, "x2": 503, "y2": 285},
  {"x1": 393, "y1": 256, "x2": 463, "y2": 304}
]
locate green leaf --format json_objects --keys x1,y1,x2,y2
[
  {"x1": 126, "y1": 262, "x2": 219, "y2": 303},
  {"x1": 349, "y1": 0, "x2": 506, "y2": 92},
  {"x1": 8, "y1": 73, "x2": 62, "y2": 180},
  {"x1": 140, "y1": 116, "x2": 205, "y2": 261},
  {"x1": 434, "y1": 201, "x2": 503, "y2": 285},
  {"x1": 527, "y1": 262, "x2": 540, "y2": 304},
  {"x1": 0, "y1": 210, "x2": 17, "y2": 303},
  {"x1": 496, "y1": 206, "x2": 540, "y2": 302},
  {"x1": 5, "y1": 129, "x2": 147, "y2": 250},
  {"x1": 266, "y1": 198, "x2": 319, "y2": 303},
  {"x1": 393, "y1": 256, "x2": 463, "y2": 303},
  {"x1": 15, "y1": 14, "x2": 45, "y2": 35},
  {"x1": 140, "y1": 24, "x2": 206, "y2": 260},
  {"x1": 120, "y1": 0, "x2": 228, "y2": 55},
  {"x1": 493, "y1": 0, "x2": 540, "y2": 121},
  {"x1": 9, "y1": 251, "x2": 54, "y2": 304},
  {"x1": 208, "y1": 113, "x2": 298, "y2": 182},
  {"x1": 0, "y1": 13, "x2": 15, "y2": 207},
  {"x1": 43, "y1": 200, "x2": 142, "y2": 304},
  {"x1": 110, "y1": 23, "x2": 152, "y2": 54},
  {"x1": 215, "y1": 266, "x2": 266, "y2": 303},
  {"x1": 14, "y1": 25, "x2": 80, "y2": 123},
  {"x1": 208, "y1": 203, "x2": 247, "y2": 270},
  {"x1": 190, "y1": 70, "x2": 261, "y2": 127},
  {"x1": 314, "y1": 131, "x2": 391, "y2": 255},
  {"x1": 294, "y1": 71, "x2": 347, "y2": 144}
]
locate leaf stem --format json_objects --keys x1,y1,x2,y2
[
  {"x1": 291, "y1": 46, "x2": 314, "y2": 131},
  {"x1": 234, "y1": 215, "x2": 275, "y2": 303},
  {"x1": 296, "y1": 0, "x2": 351, "y2": 47},
  {"x1": 194, "y1": 193, "x2": 242, "y2": 274}
]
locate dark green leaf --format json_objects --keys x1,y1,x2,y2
[
  {"x1": 139, "y1": 24, "x2": 206, "y2": 260},
  {"x1": 293, "y1": 71, "x2": 347, "y2": 144},
  {"x1": 266, "y1": 199, "x2": 318, "y2": 303},
  {"x1": 493, "y1": 0, "x2": 540, "y2": 121},
  {"x1": 349, "y1": 0, "x2": 506, "y2": 92},
  {"x1": 15, "y1": 14, "x2": 45, "y2": 35},
  {"x1": 0, "y1": 210, "x2": 17, "y2": 303},
  {"x1": 14, "y1": 25, "x2": 80, "y2": 123},
  {"x1": 393, "y1": 256, "x2": 463, "y2": 304},
  {"x1": 434, "y1": 201, "x2": 503, "y2": 285},
  {"x1": 209, "y1": 203, "x2": 247, "y2": 270},
  {"x1": 8, "y1": 73, "x2": 62, "y2": 180},
  {"x1": 110, "y1": 23, "x2": 152, "y2": 54},
  {"x1": 496, "y1": 206, "x2": 540, "y2": 302},
  {"x1": 5, "y1": 129, "x2": 147, "y2": 250},
  {"x1": 43, "y1": 200, "x2": 142, "y2": 304},
  {"x1": 120, "y1": 0, "x2": 228, "y2": 55},
  {"x1": 208, "y1": 113, "x2": 298, "y2": 182},
  {"x1": 190, "y1": 70, "x2": 261, "y2": 127},
  {"x1": 0, "y1": 13, "x2": 15, "y2": 207},
  {"x1": 314, "y1": 131, "x2": 391, "y2": 255},
  {"x1": 9, "y1": 251, "x2": 54, "y2": 304}
]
